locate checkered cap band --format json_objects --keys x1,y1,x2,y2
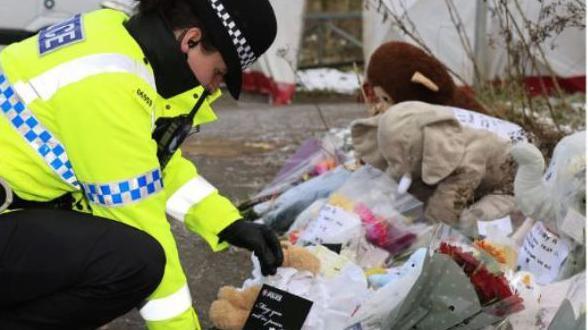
[
  {"x1": 81, "y1": 169, "x2": 163, "y2": 207},
  {"x1": 0, "y1": 74, "x2": 80, "y2": 189},
  {"x1": 209, "y1": 0, "x2": 257, "y2": 69}
]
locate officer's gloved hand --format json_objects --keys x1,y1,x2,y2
[{"x1": 218, "y1": 220, "x2": 284, "y2": 276}]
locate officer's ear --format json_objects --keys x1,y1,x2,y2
[{"x1": 179, "y1": 27, "x2": 202, "y2": 53}]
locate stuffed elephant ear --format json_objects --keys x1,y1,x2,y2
[
  {"x1": 376, "y1": 101, "x2": 463, "y2": 182},
  {"x1": 351, "y1": 114, "x2": 388, "y2": 170},
  {"x1": 422, "y1": 120, "x2": 465, "y2": 185}
]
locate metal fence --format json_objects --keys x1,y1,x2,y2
[{"x1": 299, "y1": 11, "x2": 364, "y2": 69}]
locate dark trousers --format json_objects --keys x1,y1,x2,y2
[{"x1": 0, "y1": 209, "x2": 165, "y2": 330}]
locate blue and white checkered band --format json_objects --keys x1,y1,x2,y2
[
  {"x1": 0, "y1": 74, "x2": 80, "y2": 189},
  {"x1": 81, "y1": 169, "x2": 163, "y2": 207},
  {"x1": 208, "y1": 0, "x2": 257, "y2": 69}
]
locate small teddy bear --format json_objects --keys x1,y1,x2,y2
[
  {"x1": 362, "y1": 41, "x2": 487, "y2": 116},
  {"x1": 209, "y1": 243, "x2": 321, "y2": 330},
  {"x1": 279, "y1": 241, "x2": 321, "y2": 274},
  {"x1": 208, "y1": 285, "x2": 262, "y2": 330}
]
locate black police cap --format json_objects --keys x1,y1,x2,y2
[{"x1": 188, "y1": 0, "x2": 277, "y2": 99}]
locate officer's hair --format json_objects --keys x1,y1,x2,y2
[{"x1": 136, "y1": 0, "x2": 216, "y2": 52}]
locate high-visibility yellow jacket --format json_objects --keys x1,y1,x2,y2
[{"x1": 0, "y1": 9, "x2": 241, "y2": 329}]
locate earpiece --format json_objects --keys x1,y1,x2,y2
[{"x1": 188, "y1": 40, "x2": 198, "y2": 49}]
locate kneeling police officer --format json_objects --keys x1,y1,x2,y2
[{"x1": 0, "y1": 0, "x2": 282, "y2": 328}]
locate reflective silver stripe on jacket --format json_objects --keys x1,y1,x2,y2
[
  {"x1": 166, "y1": 176, "x2": 217, "y2": 221},
  {"x1": 140, "y1": 284, "x2": 192, "y2": 321}
]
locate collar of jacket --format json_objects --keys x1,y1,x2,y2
[{"x1": 124, "y1": 11, "x2": 198, "y2": 99}]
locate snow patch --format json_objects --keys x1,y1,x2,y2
[{"x1": 297, "y1": 68, "x2": 361, "y2": 95}]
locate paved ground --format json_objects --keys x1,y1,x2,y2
[{"x1": 105, "y1": 95, "x2": 365, "y2": 329}]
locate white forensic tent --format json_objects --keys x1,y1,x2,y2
[
  {"x1": 242, "y1": 0, "x2": 585, "y2": 104},
  {"x1": 242, "y1": 0, "x2": 306, "y2": 105},
  {"x1": 362, "y1": 0, "x2": 586, "y2": 94}
]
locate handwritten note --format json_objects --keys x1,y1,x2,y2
[
  {"x1": 517, "y1": 222, "x2": 570, "y2": 284},
  {"x1": 451, "y1": 107, "x2": 527, "y2": 142},
  {"x1": 298, "y1": 204, "x2": 362, "y2": 246}
]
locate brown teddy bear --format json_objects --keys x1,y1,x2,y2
[
  {"x1": 209, "y1": 243, "x2": 321, "y2": 330},
  {"x1": 208, "y1": 285, "x2": 261, "y2": 330},
  {"x1": 362, "y1": 41, "x2": 487, "y2": 116}
]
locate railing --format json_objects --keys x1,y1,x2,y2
[{"x1": 299, "y1": 11, "x2": 364, "y2": 69}]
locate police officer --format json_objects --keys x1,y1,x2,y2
[{"x1": 0, "y1": 0, "x2": 283, "y2": 329}]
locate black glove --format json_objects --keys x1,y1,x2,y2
[{"x1": 218, "y1": 220, "x2": 284, "y2": 276}]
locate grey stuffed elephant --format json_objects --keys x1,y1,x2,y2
[
  {"x1": 511, "y1": 131, "x2": 586, "y2": 281},
  {"x1": 512, "y1": 130, "x2": 586, "y2": 231},
  {"x1": 351, "y1": 101, "x2": 516, "y2": 231}
]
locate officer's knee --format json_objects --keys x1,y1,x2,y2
[
  {"x1": 134, "y1": 233, "x2": 166, "y2": 293},
  {"x1": 111, "y1": 226, "x2": 166, "y2": 297}
]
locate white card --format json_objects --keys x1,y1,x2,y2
[
  {"x1": 451, "y1": 107, "x2": 527, "y2": 142},
  {"x1": 477, "y1": 216, "x2": 513, "y2": 236},
  {"x1": 559, "y1": 208, "x2": 585, "y2": 244},
  {"x1": 307, "y1": 245, "x2": 354, "y2": 278},
  {"x1": 298, "y1": 204, "x2": 362, "y2": 245},
  {"x1": 517, "y1": 222, "x2": 571, "y2": 285}
]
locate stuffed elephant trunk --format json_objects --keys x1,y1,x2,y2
[{"x1": 511, "y1": 142, "x2": 554, "y2": 221}]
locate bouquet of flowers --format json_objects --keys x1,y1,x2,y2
[
  {"x1": 295, "y1": 165, "x2": 425, "y2": 266},
  {"x1": 239, "y1": 137, "x2": 344, "y2": 217},
  {"x1": 257, "y1": 166, "x2": 352, "y2": 233},
  {"x1": 354, "y1": 202, "x2": 416, "y2": 256},
  {"x1": 253, "y1": 138, "x2": 343, "y2": 200},
  {"x1": 436, "y1": 242, "x2": 524, "y2": 318},
  {"x1": 346, "y1": 224, "x2": 525, "y2": 330}
]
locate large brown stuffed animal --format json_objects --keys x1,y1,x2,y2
[
  {"x1": 363, "y1": 41, "x2": 487, "y2": 116},
  {"x1": 352, "y1": 101, "x2": 516, "y2": 230},
  {"x1": 209, "y1": 243, "x2": 321, "y2": 330}
]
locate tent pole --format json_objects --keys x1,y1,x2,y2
[{"x1": 474, "y1": 0, "x2": 488, "y2": 89}]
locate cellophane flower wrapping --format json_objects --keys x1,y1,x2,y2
[
  {"x1": 427, "y1": 224, "x2": 525, "y2": 329},
  {"x1": 247, "y1": 137, "x2": 344, "y2": 214},
  {"x1": 346, "y1": 224, "x2": 526, "y2": 330},
  {"x1": 548, "y1": 272, "x2": 586, "y2": 330},
  {"x1": 257, "y1": 166, "x2": 352, "y2": 233},
  {"x1": 295, "y1": 165, "x2": 426, "y2": 265}
]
